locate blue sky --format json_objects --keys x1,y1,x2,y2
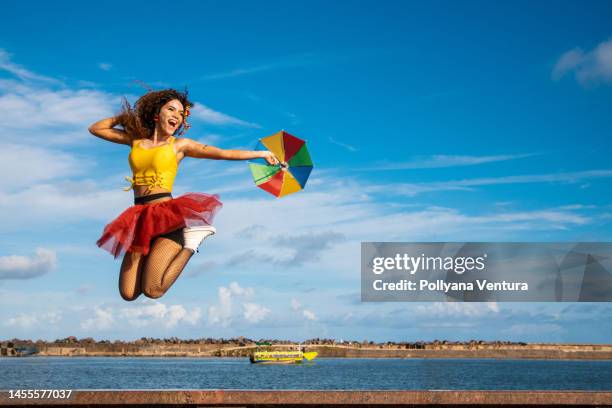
[{"x1": 1, "y1": 0, "x2": 611, "y2": 343}]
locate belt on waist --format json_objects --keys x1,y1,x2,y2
[{"x1": 134, "y1": 192, "x2": 173, "y2": 205}]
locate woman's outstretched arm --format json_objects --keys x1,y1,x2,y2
[
  {"x1": 88, "y1": 117, "x2": 132, "y2": 145},
  {"x1": 181, "y1": 138, "x2": 280, "y2": 165}
]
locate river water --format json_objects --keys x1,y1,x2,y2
[{"x1": 1, "y1": 357, "x2": 611, "y2": 390}]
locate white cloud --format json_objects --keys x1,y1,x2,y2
[
  {"x1": 190, "y1": 104, "x2": 260, "y2": 128},
  {"x1": 45, "y1": 310, "x2": 63, "y2": 324},
  {"x1": 10, "y1": 310, "x2": 64, "y2": 328},
  {"x1": 553, "y1": 38, "x2": 612, "y2": 85},
  {"x1": 0, "y1": 248, "x2": 56, "y2": 280},
  {"x1": 303, "y1": 310, "x2": 317, "y2": 321},
  {"x1": 0, "y1": 79, "x2": 116, "y2": 136},
  {"x1": 81, "y1": 307, "x2": 113, "y2": 330},
  {"x1": 79, "y1": 301, "x2": 201, "y2": 332},
  {"x1": 208, "y1": 286, "x2": 233, "y2": 326},
  {"x1": 208, "y1": 282, "x2": 265, "y2": 327},
  {"x1": 98, "y1": 63, "x2": 112, "y2": 71},
  {"x1": 6, "y1": 313, "x2": 38, "y2": 328},
  {"x1": 119, "y1": 301, "x2": 201, "y2": 328},
  {"x1": 182, "y1": 307, "x2": 203, "y2": 325},
  {"x1": 288, "y1": 298, "x2": 316, "y2": 321},
  {"x1": 227, "y1": 281, "x2": 254, "y2": 297},
  {"x1": 552, "y1": 48, "x2": 584, "y2": 80},
  {"x1": 0, "y1": 182, "x2": 129, "y2": 228},
  {"x1": 243, "y1": 302, "x2": 270, "y2": 323}
]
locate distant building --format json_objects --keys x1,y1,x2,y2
[
  {"x1": 0, "y1": 342, "x2": 17, "y2": 356},
  {"x1": 1, "y1": 342, "x2": 38, "y2": 357}
]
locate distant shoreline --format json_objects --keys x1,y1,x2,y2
[{"x1": 3, "y1": 340, "x2": 610, "y2": 360}]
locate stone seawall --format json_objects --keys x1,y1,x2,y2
[
  {"x1": 34, "y1": 344, "x2": 612, "y2": 359},
  {"x1": 310, "y1": 346, "x2": 612, "y2": 360}
]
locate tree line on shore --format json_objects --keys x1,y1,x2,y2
[{"x1": 1, "y1": 336, "x2": 528, "y2": 348}]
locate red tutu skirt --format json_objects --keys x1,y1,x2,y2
[{"x1": 97, "y1": 193, "x2": 222, "y2": 258}]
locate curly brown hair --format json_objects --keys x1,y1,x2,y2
[{"x1": 117, "y1": 89, "x2": 193, "y2": 140}]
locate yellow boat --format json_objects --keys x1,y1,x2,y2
[{"x1": 249, "y1": 345, "x2": 318, "y2": 364}]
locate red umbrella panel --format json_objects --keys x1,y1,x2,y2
[{"x1": 248, "y1": 130, "x2": 313, "y2": 197}]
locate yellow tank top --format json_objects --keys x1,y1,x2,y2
[{"x1": 125, "y1": 137, "x2": 178, "y2": 192}]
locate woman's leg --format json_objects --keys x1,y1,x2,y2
[
  {"x1": 119, "y1": 251, "x2": 146, "y2": 301},
  {"x1": 141, "y1": 229, "x2": 194, "y2": 299}
]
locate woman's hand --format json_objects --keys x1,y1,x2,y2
[{"x1": 260, "y1": 150, "x2": 281, "y2": 166}]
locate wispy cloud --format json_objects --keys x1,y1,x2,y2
[
  {"x1": 190, "y1": 104, "x2": 260, "y2": 128},
  {"x1": 329, "y1": 136, "x2": 357, "y2": 152},
  {"x1": 225, "y1": 231, "x2": 346, "y2": 268},
  {"x1": 245, "y1": 92, "x2": 301, "y2": 125},
  {"x1": 0, "y1": 182, "x2": 129, "y2": 229},
  {"x1": 0, "y1": 79, "x2": 116, "y2": 140},
  {"x1": 331, "y1": 302, "x2": 500, "y2": 331},
  {"x1": 553, "y1": 38, "x2": 612, "y2": 85},
  {"x1": 205, "y1": 63, "x2": 280, "y2": 80},
  {"x1": 362, "y1": 153, "x2": 537, "y2": 171},
  {"x1": 0, "y1": 52, "x2": 257, "y2": 144},
  {"x1": 203, "y1": 53, "x2": 316, "y2": 80},
  {"x1": 503, "y1": 323, "x2": 564, "y2": 337},
  {"x1": 0, "y1": 143, "x2": 86, "y2": 190},
  {"x1": 365, "y1": 169, "x2": 612, "y2": 196},
  {"x1": 211, "y1": 175, "x2": 596, "y2": 270},
  {"x1": 0, "y1": 49, "x2": 61, "y2": 84}
]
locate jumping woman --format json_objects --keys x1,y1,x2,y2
[{"x1": 89, "y1": 89, "x2": 279, "y2": 301}]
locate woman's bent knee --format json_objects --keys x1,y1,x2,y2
[
  {"x1": 143, "y1": 286, "x2": 165, "y2": 299},
  {"x1": 120, "y1": 289, "x2": 141, "y2": 302}
]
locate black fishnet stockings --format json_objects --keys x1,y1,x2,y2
[
  {"x1": 118, "y1": 230, "x2": 193, "y2": 301},
  {"x1": 119, "y1": 251, "x2": 145, "y2": 301},
  {"x1": 141, "y1": 237, "x2": 193, "y2": 299}
]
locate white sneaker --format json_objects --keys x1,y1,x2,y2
[{"x1": 183, "y1": 226, "x2": 216, "y2": 253}]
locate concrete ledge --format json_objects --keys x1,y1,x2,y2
[{"x1": 1, "y1": 390, "x2": 611, "y2": 407}]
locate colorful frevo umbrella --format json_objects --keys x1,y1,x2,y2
[{"x1": 248, "y1": 130, "x2": 313, "y2": 198}]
